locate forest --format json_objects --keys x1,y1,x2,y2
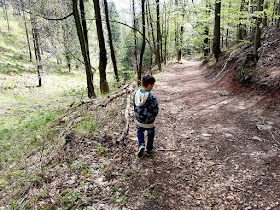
[{"x1": 0, "y1": 0, "x2": 280, "y2": 209}]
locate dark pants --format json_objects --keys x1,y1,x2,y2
[{"x1": 137, "y1": 125, "x2": 155, "y2": 151}]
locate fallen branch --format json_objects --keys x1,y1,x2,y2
[
  {"x1": 157, "y1": 148, "x2": 177, "y2": 151},
  {"x1": 116, "y1": 84, "x2": 135, "y2": 144},
  {"x1": 71, "y1": 84, "x2": 131, "y2": 109},
  {"x1": 102, "y1": 89, "x2": 128, "y2": 107},
  {"x1": 269, "y1": 129, "x2": 280, "y2": 145}
]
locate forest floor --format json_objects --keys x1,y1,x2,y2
[{"x1": 1, "y1": 61, "x2": 280, "y2": 209}]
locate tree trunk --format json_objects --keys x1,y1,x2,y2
[
  {"x1": 132, "y1": 0, "x2": 139, "y2": 74},
  {"x1": 31, "y1": 16, "x2": 42, "y2": 87},
  {"x1": 104, "y1": 0, "x2": 119, "y2": 82},
  {"x1": 62, "y1": 25, "x2": 71, "y2": 72},
  {"x1": 156, "y1": 0, "x2": 162, "y2": 71},
  {"x1": 164, "y1": 0, "x2": 169, "y2": 64},
  {"x1": 250, "y1": 0, "x2": 257, "y2": 42},
  {"x1": 138, "y1": 0, "x2": 146, "y2": 86},
  {"x1": 93, "y1": 0, "x2": 109, "y2": 94},
  {"x1": 3, "y1": 0, "x2": 10, "y2": 31},
  {"x1": 276, "y1": 0, "x2": 280, "y2": 28},
  {"x1": 22, "y1": 8, "x2": 32, "y2": 61},
  {"x1": 203, "y1": 0, "x2": 210, "y2": 58},
  {"x1": 237, "y1": 0, "x2": 247, "y2": 41},
  {"x1": 80, "y1": 0, "x2": 90, "y2": 62},
  {"x1": 226, "y1": 28, "x2": 229, "y2": 47},
  {"x1": 178, "y1": 25, "x2": 183, "y2": 61},
  {"x1": 175, "y1": 0, "x2": 179, "y2": 61},
  {"x1": 263, "y1": 1, "x2": 268, "y2": 28},
  {"x1": 146, "y1": 2, "x2": 155, "y2": 72},
  {"x1": 147, "y1": 1, "x2": 156, "y2": 51},
  {"x1": 253, "y1": 0, "x2": 264, "y2": 58},
  {"x1": 72, "y1": 0, "x2": 96, "y2": 98},
  {"x1": 213, "y1": 0, "x2": 222, "y2": 62}
]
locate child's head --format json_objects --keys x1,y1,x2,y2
[{"x1": 142, "y1": 74, "x2": 156, "y2": 91}]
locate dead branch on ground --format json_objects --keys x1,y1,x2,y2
[{"x1": 116, "y1": 84, "x2": 135, "y2": 144}]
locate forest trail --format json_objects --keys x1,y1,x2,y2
[{"x1": 128, "y1": 61, "x2": 280, "y2": 209}]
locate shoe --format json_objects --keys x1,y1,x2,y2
[
  {"x1": 138, "y1": 146, "x2": 145, "y2": 158},
  {"x1": 146, "y1": 149, "x2": 154, "y2": 155}
]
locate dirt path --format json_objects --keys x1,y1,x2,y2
[{"x1": 128, "y1": 61, "x2": 280, "y2": 209}]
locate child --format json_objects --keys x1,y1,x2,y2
[{"x1": 133, "y1": 75, "x2": 159, "y2": 157}]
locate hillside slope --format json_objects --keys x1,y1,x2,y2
[{"x1": 208, "y1": 27, "x2": 280, "y2": 93}]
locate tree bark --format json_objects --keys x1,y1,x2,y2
[
  {"x1": 3, "y1": 0, "x2": 10, "y2": 31},
  {"x1": 250, "y1": 0, "x2": 257, "y2": 42},
  {"x1": 80, "y1": 0, "x2": 90, "y2": 62},
  {"x1": 203, "y1": 0, "x2": 210, "y2": 58},
  {"x1": 253, "y1": 0, "x2": 264, "y2": 58},
  {"x1": 104, "y1": 0, "x2": 119, "y2": 82},
  {"x1": 31, "y1": 16, "x2": 42, "y2": 87},
  {"x1": 22, "y1": 4, "x2": 32, "y2": 61},
  {"x1": 277, "y1": 1, "x2": 280, "y2": 27},
  {"x1": 93, "y1": 0, "x2": 109, "y2": 94},
  {"x1": 156, "y1": 0, "x2": 162, "y2": 71},
  {"x1": 132, "y1": 0, "x2": 139, "y2": 74},
  {"x1": 62, "y1": 25, "x2": 71, "y2": 72},
  {"x1": 72, "y1": 0, "x2": 96, "y2": 98},
  {"x1": 213, "y1": 0, "x2": 222, "y2": 62},
  {"x1": 163, "y1": 0, "x2": 169, "y2": 64},
  {"x1": 237, "y1": 0, "x2": 247, "y2": 41},
  {"x1": 147, "y1": 1, "x2": 156, "y2": 51},
  {"x1": 263, "y1": 1, "x2": 268, "y2": 28},
  {"x1": 138, "y1": 0, "x2": 146, "y2": 86}
]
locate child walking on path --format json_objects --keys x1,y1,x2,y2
[{"x1": 133, "y1": 75, "x2": 159, "y2": 158}]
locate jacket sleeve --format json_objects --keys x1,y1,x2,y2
[{"x1": 152, "y1": 96, "x2": 159, "y2": 117}]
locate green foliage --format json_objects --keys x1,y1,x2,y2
[
  {"x1": 74, "y1": 119, "x2": 98, "y2": 133},
  {"x1": 145, "y1": 189, "x2": 152, "y2": 199}
]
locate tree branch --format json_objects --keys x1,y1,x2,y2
[
  {"x1": 41, "y1": 12, "x2": 73, "y2": 21},
  {"x1": 23, "y1": 8, "x2": 73, "y2": 21}
]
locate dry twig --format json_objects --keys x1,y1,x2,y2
[{"x1": 157, "y1": 148, "x2": 177, "y2": 151}]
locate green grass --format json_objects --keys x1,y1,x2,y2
[{"x1": 0, "y1": 9, "x2": 133, "y2": 173}]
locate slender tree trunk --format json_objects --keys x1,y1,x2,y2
[
  {"x1": 31, "y1": 16, "x2": 42, "y2": 87},
  {"x1": 263, "y1": 1, "x2": 268, "y2": 28},
  {"x1": 3, "y1": 0, "x2": 10, "y2": 31},
  {"x1": 226, "y1": 28, "x2": 229, "y2": 47},
  {"x1": 148, "y1": 1, "x2": 156, "y2": 51},
  {"x1": 203, "y1": 0, "x2": 210, "y2": 58},
  {"x1": 254, "y1": 0, "x2": 264, "y2": 58},
  {"x1": 276, "y1": 0, "x2": 280, "y2": 28},
  {"x1": 146, "y1": 2, "x2": 154, "y2": 73},
  {"x1": 93, "y1": 0, "x2": 109, "y2": 94},
  {"x1": 22, "y1": 9, "x2": 32, "y2": 61},
  {"x1": 80, "y1": 0, "x2": 90, "y2": 60},
  {"x1": 213, "y1": 0, "x2": 222, "y2": 62},
  {"x1": 156, "y1": 0, "x2": 162, "y2": 71},
  {"x1": 132, "y1": 0, "x2": 139, "y2": 73},
  {"x1": 237, "y1": 0, "x2": 247, "y2": 41},
  {"x1": 164, "y1": 0, "x2": 169, "y2": 64},
  {"x1": 138, "y1": 0, "x2": 146, "y2": 86},
  {"x1": 72, "y1": 0, "x2": 96, "y2": 98},
  {"x1": 250, "y1": 0, "x2": 257, "y2": 42},
  {"x1": 203, "y1": 26, "x2": 210, "y2": 57},
  {"x1": 62, "y1": 25, "x2": 71, "y2": 72},
  {"x1": 104, "y1": 0, "x2": 119, "y2": 82},
  {"x1": 178, "y1": 25, "x2": 183, "y2": 61},
  {"x1": 175, "y1": 0, "x2": 179, "y2": 61}
]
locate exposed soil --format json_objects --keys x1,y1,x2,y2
[{"x1": 1, "y1": 61, "x2": 279, "y2": 209}]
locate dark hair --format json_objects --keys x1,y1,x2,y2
[{"x1": 142, "y1": 74, "x2": 156, "y2": 87}]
